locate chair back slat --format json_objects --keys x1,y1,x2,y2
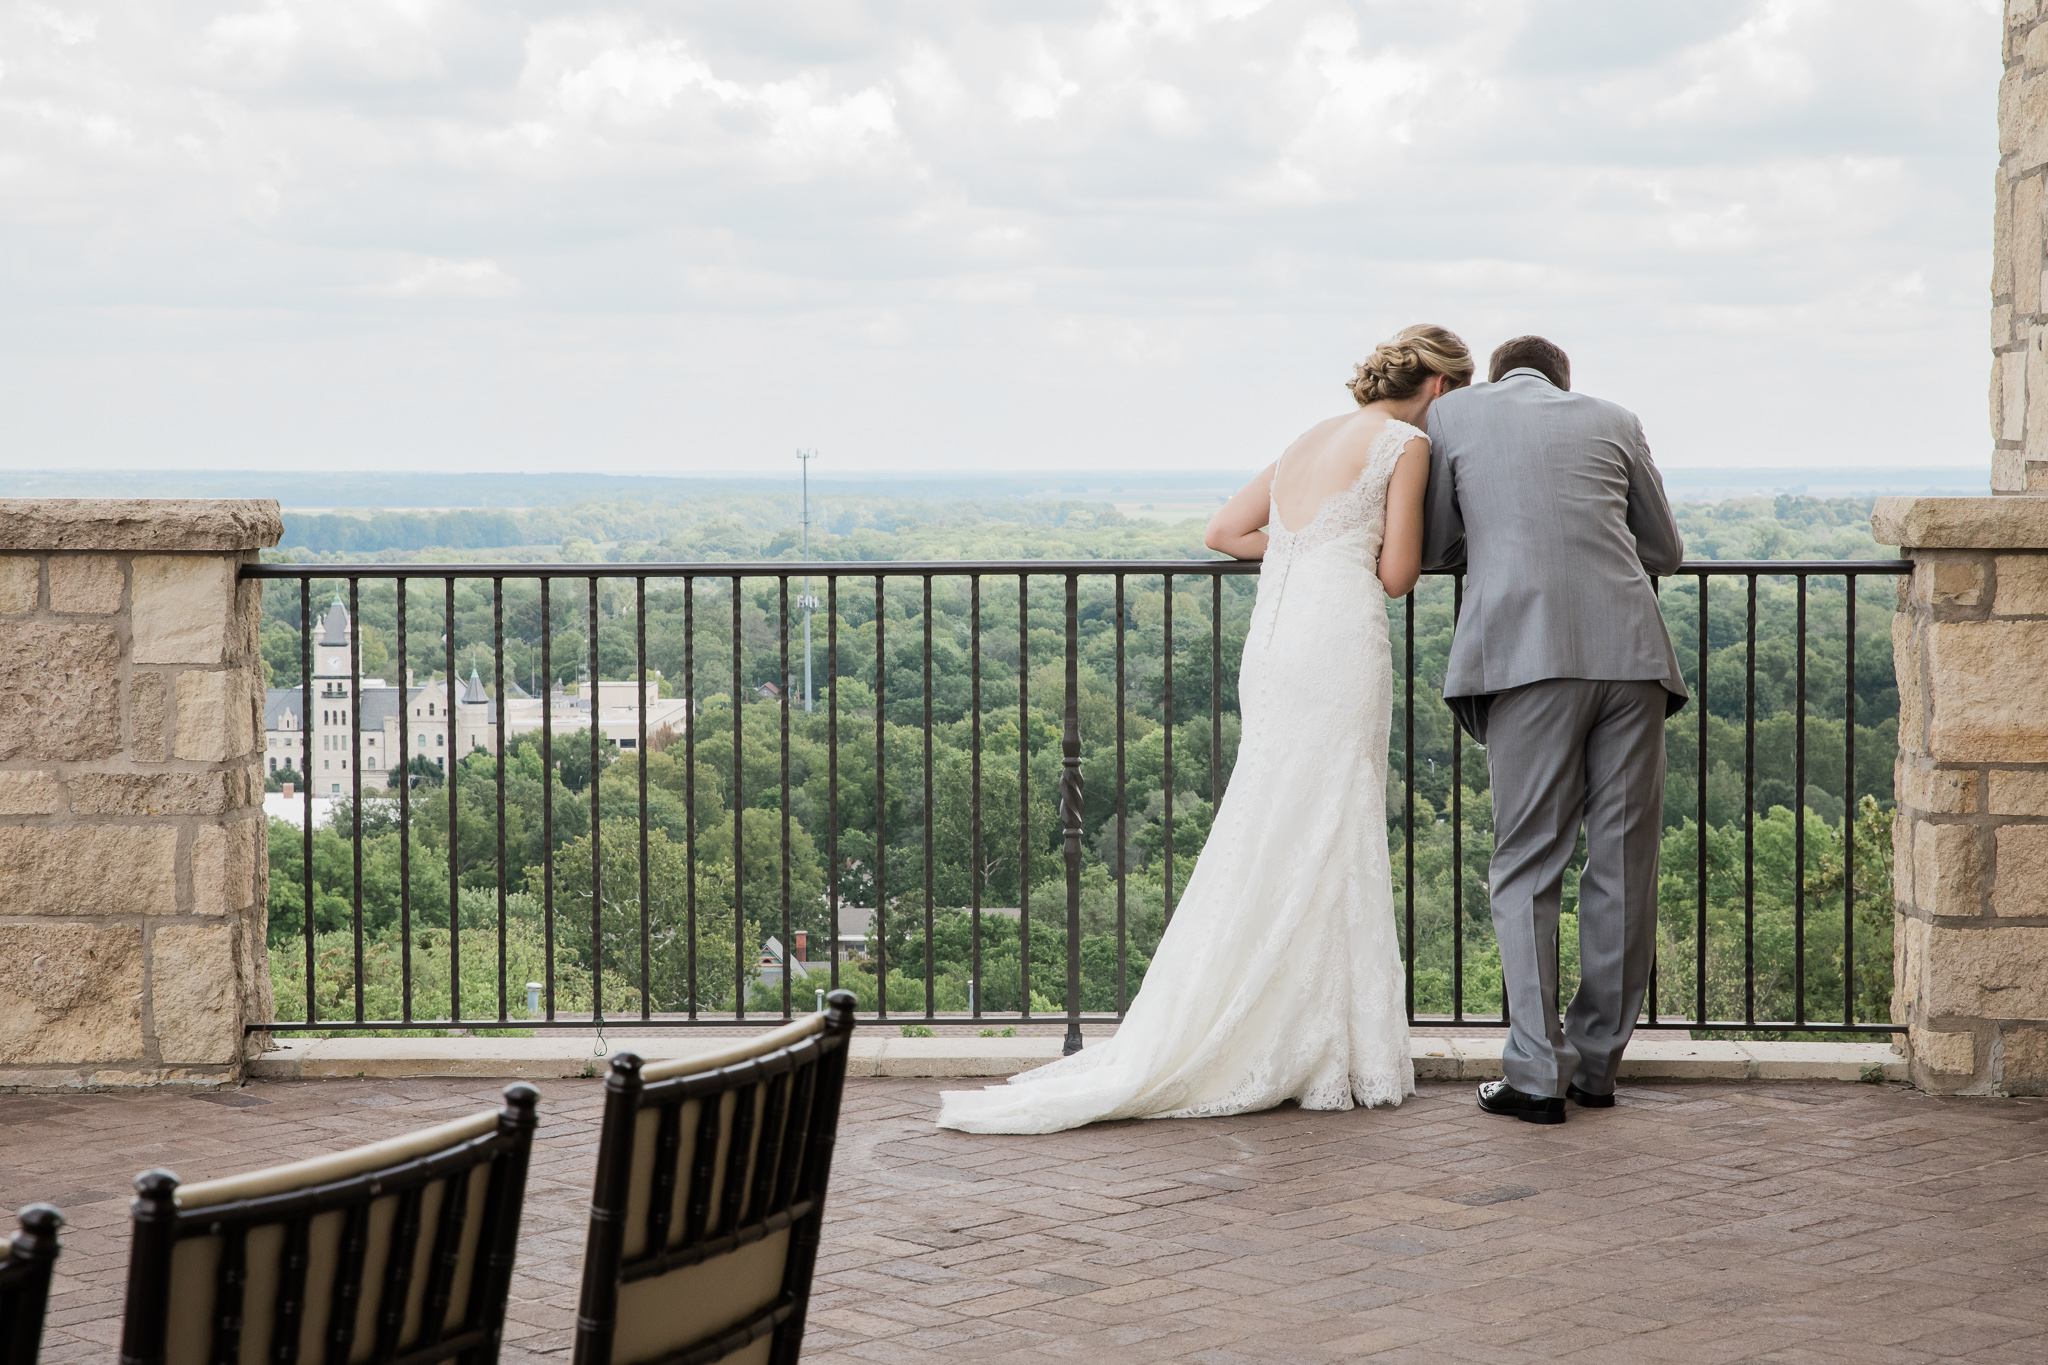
[
  {"x1": 573, "y1": 994, "x2": 857, "y2": 1365},
  {"x1": 370, "y1": 1185, "x2": 426, "y2": 1360},
  {"x1": 0, "y1": 1205, "x2": 64, "y2": 1365},
  {"x1": 714, "y1": 1083, "x2": 759, "y2": 1240},
  {"x1": 322, "y1": 1204, "x2": 370, "y2": 1365},
  {"x1": 745, "y1": 1076, "x2": 790, "y2": 1228},
  {"x1": 769, "y1": 1066, "x2": 814, "y2": 1216},
  {"x1": 120, "y1": 1086, "x2": 538, "y2": 1365},
  {"x1": 208, "y1": 1226, "x2": 249, "y2": 1365},
  {"x1": 643, "y1": 1107, "x2": 682, "y2": 1259},
  {"x1": 270, "y1": 1217, "x2": 311, "y2": 1365},
  {"x1": 680, "y1": 1097, "x2": 720, "y2": 1250}
]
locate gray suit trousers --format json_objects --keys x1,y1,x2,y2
[{"x1": 1484, "y1": 679, "x2": 1667, "y2": 1098}]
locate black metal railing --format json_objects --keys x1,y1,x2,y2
[{"x1": 244, "y1": 557, "x2": 1911, "y2": 1045}]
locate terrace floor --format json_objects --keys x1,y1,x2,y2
[{"x1": 3, "y1": 1075, "x2": 2045, "y2": 1364}]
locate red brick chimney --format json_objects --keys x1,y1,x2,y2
[{"x1": 793, "y1": 931, "x2": 808, "y2": 965}]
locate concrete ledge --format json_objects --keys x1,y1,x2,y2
[
  {"x1": 249, "y1": 1034, "x2": 1908, "y2": 1085},
  {"x1": 0, "y1": 499, "x2": 283, "y2": 552}
]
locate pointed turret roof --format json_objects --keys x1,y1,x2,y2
[
  {"x1": 463, "y1": 667, "x2": 487, "y2": 704},
  {"x1": 319, "y1": 595, "x2": 350, "y2": 646}
]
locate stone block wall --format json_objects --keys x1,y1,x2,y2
[
  {"x1": 0, "y1": 500, "x2": 281, "y2": 1088},
  {"x1": 1877, "y1": 497, "x2": 2048, "y2": 1094},
  {"x1": 1996, "y1": 0, "x2": 2048, "y2": 492}
]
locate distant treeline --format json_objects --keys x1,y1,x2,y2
[
  {"x1": 284, "y1": 510, "x2": 529, "y2": 553},
  {"x1": 276, "y1": 496, "x2": 1139, "y2": 558}
]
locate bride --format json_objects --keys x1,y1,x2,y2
[{"x1": 937, "y1": 324, "x2": 1476, "y2": 1134}]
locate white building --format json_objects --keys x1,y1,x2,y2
[{"x1": 264, "y1": 597, "x2": 690, "y2": 795}]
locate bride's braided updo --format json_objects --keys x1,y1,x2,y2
[{"x1": 1348, "y1": 324, "x2": 1475, "y2": 406}]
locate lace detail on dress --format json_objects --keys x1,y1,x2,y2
[
  {"x1": 934, "y1": 413, "x2": 1417, "y2": 1135},
  {"x1": 1266, "y1": 418, "x2": 1424, "y2": 564}
]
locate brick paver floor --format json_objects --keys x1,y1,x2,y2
[{"x1": 3, "y1": 1076, "x2": 2044, "y2": 1363}]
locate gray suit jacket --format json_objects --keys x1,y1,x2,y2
[{"x1": 1421, "y1": 368, "x2": 1688, "y2": 740}]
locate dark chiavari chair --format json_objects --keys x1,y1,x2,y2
[
  {"x1": 0, "y1": 1204, "x2": 63, "y2": 1365},
  {"x1": 573, "y1": 992, "x2": 858, "y2": 1365},
  {"x1": 118, "y1": 1083, "x2": 538, "y2": 1365}
]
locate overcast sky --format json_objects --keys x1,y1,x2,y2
[{"x1": 0, "y1": 0, "x2": 2002, "y2": 476}]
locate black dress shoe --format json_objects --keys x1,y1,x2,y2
[
  {"x1": 1566, "y1": 1083, "x2": 1615, "y2": 1108},
  {"x1": 1476, "y1": 1080, "x2": 1566, "y2": 1125}
]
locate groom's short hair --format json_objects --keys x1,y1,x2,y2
[{"x1": 1488, "y1": 336, "x2": 1570, "y2": 390}]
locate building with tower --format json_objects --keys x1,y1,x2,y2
[{"x1": 264, "y1": 596, "x2": 686, "y2": 794}]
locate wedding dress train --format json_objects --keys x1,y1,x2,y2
[{"x1": 936, "y1": 420, "x2": 1420, "y2": 1134}]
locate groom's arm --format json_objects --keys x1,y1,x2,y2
[
  {"x1": 1624, "y1": 418, "x2": 1684, "y2": 576},
  {"x1": 1419, "y1": 410, "x2": 1465, "y2": 572}
]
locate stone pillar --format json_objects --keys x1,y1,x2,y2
[
  {"x1": 0, "y1": 500, "x2": 281, "y2": 1088},
  {"x1": 1876, "y1": 497, "x2": 2048, "y2": 1095},
  {"x1": 1996, "y1": 1, "x2": 2048, "y2": 492}
]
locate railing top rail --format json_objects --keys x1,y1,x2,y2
[{"x1": 240, "y1": 557, "x2": 1914, "y2": 580}]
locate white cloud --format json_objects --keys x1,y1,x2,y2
[
  {"x1": 0, "y1": 0, "x2": 2004, "y2": 473},
  {"x1": 371, "y1": 255, "x2": 517, "y2": 298}
]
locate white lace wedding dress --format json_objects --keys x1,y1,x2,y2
[{"x1": 936, "y1": 420, "x2": 1419, "y2": 1134}]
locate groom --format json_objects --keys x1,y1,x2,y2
[{"x1": 1420, "y1": 336, "x2": 1687, "y2": 1125}]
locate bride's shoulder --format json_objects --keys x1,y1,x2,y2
[{"x1": 1381, "y1": 417, "x2": 1430, "y2": 446}]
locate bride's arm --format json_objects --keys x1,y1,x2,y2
[
  {"x1": 1376, "y1": 439, "x2": 1431, "y2": 597},
  {"x1": 1203, "y1": 463, "x2": 1277, "y2": 560}
]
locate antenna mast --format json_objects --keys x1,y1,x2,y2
[{"x1": 796, "y1": 450, "x2": 818, "y2": 712}]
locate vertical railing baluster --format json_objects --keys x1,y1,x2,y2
[
  {"x1": 349, "y1": 576, "x2": 363, "y2": 1024},
  {"x1": 684, "y1": 578, "x2": 697, "y2": 1017},
  {"x1": 1162, "y1": 572, "x2": 1174, "y2": 925},
  {"x1": 827, "y1": 576, "x2": 839, "y2": 993},
  {"x1": 447, "y1": 578, "x2": 460, "y2": 1023},
  {"x1": 590, "y1": 575, "x2": 603, "y2": 1030},
  {"x1": 1697, "y1": 573, "x2": 1709, "y2": 1027},
  {"x1": 1744, "y1": 573, "x2": 1757, "y2": 1028},
  {"x1": 300, "y1": 578, "x2": 315, "y2": 1026},
  {"x1": 1845, "y1": 574, "x2": 1858, "y2": 1027},
  {"x1": 1115, "y1": 574, "x2": 1127, "y2": 1016},
  {"x1": 494, "y1": 577, "x2": 507, "y2": 1023},
  {"x1": 923, "y1": 574, "x2": 935, "y2": 1020},
  {"x1": 1400, "y1": 589, "x2": 1417, "y2": 1023},
  {"x1": 1649, "y1": 576, "x2": 1661, "y2": 1026},
  {"x1": 638, "y1": 576, "x2": 650, "y2": 1021},
  {"x1": 732, "y1": 575, "x2": 744, "y2": 1019},
  {"x1": 1451, "y1": 573, "x2": 1464, "y2": 1024},
  {"x1": 780, "y1": 575, "x2": 793, "y2": 1019},
  {"x1": 970, "y1": 575, "x2": 981, "y2": 1018},
  {"x1": 876, "y1": 575, "x2": 887, "y2": 1019},
  {"x1": 540, "y1": 579, "x2": 553, "y2": 1019},
  {"x1": 1403, "y1": 587, "x2": 1416, "y2": 1022},
  {"x1": 1018, "y1": 574, "x2": 1030, "y2": 1016},
  {"x1": 1063, "y1": 572, "x2": 1084, "y2": 1056},
  {"x1": 1795, "y1": 573, "x2": 1808, "y2": 1027},
  {"x1": 1211, "y1": 575, "x2": 1223, "y2": 808},
  {"x1": 398, "y1": 578, "x2": 412, "y2": 1023}
]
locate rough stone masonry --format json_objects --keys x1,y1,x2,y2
[
  {"x1": 1865, "y1": 1, "x2": 2048, "y2": 1094},
  {"x1": 0, "y1": 499, "x2": 280, "y2": 1088}
]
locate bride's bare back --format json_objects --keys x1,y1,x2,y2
[{"x1": 1272, "y1": 411, "x2": 1405, "y2": 530}]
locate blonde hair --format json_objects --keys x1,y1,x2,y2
[{"x1": 1348, "y1": 324, "x2": 1475, "y2": 406}]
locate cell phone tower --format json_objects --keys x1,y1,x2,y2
[{"x1": 797, "y1": 449, "x2": 818, "y2": 712}]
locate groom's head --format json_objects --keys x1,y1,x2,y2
[{"x1": 1488, "y1": 336, "x2": 1570, "y2": 391}]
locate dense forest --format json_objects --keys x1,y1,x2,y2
[{"x1": 262, "y1": 489, "x2": 1904, "y2": 1037}]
